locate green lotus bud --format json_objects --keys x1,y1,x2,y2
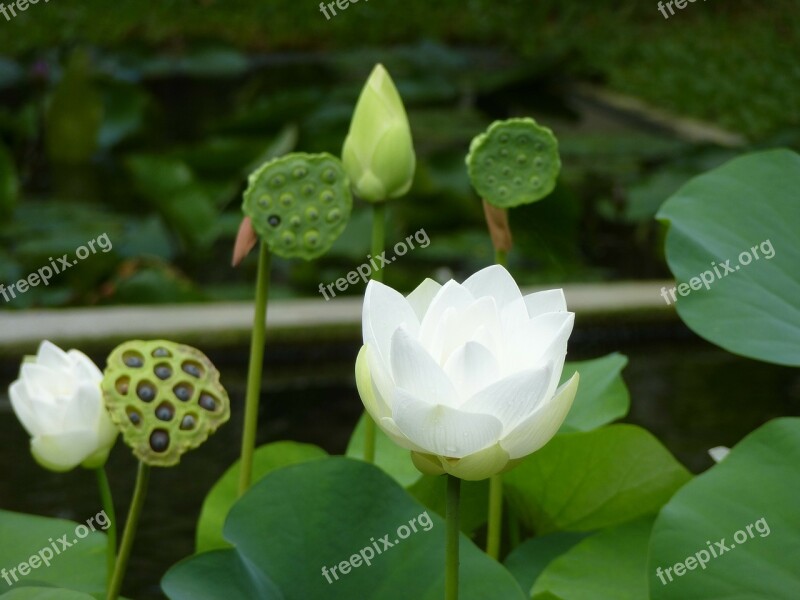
[
  {"x1": 342, "y1": 64, "x2": 416, "y2": 202},
  {"x1": 101, "y1": 340, "x2": 230, "y2": 467}
]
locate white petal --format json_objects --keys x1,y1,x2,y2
[
  {"x1": 500, "y1": 372, "x2": 579, "y2": 459},
  {"x1": 505, "y1": 312, "x2": 574, "y2": 374},
  {"x1": 406, "y1": 278, "x2": 442, "y2": 322},
  {"x1": 9, "y1": 380, "x2": 41, "y2": 436},
  {"x1": 30, "y1": 431, "x2": 100, "y2": 472},
  {"x1": 20, "y1": 363, "x2": 76, "y2": 401},
  {"x1": 390, "y1": 327, "x2": 459, "y2": 407},
  {"x1": 462, "y1": 264, "x2": 522, "y2": 308},
  {"x1": 419, "y1": 280, "x2": 474, "y2": 352},
  {"x1": 62, "y1": 382, "x2": 104, "y2": 432},
  {"x1": 461, "y1": 364, "x2": 552, "y2": 434},
  {"x1": 443, "y1": 341, "x2": 501, "y2": 400},
  {"x1": 363, "y1": 280, "x2": 420, "y2": 364},
  {"x1": 67, "y1": 350, "x2": 103, "y2": 381},
  {"x1": 393, "y1": 388, "x2": 503, "y2": 458},
  {"x1": 524, "y1": 289, "x2": 567, "y2": 317},
  {"x1": 34, "y1": 340, "x2": 72, "y2": 372},
  {"x1": 355, "y1": 345, "x2": 392, "y2": 421},
  {"x1": 379, "y1": 416, "x2": 428, "y2": 452}
]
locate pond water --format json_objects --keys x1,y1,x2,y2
[{"x1": 0, "y1": 320, "x2": 798, "y2": 599}]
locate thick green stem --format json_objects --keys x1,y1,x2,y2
[
  {"x1": 106, "y1": 462, "x2": 150, "y2": 600},
  {"x1": 362, "y1": 202, "x2": 386, "y2": 463},
  {"x1": 446, "y1": 474, "x2": 461, "y2": 600},
  {"x1": 371, "y1": 202, "x2": 386, "y2": 283},
  {"x1": 95, "y1": 467, "x2": 117, "y2": 586},
  {"x1": 238, "y1": 242, "x2": 272, "y2": 496},
  {"x1": 486, "y1": 473, "x2": 503, "y2": 559}
]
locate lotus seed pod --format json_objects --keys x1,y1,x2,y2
[
  {"x1": 101, "y1": 340, "x2": 230, "y2": 467},
  {"x1": 467, "y1": 118, "x2": 561, "y2": 208},
  {"x1": 242, "y1": 152, "x2": 352, "y2": 260}
]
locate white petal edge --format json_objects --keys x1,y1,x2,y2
[
  {"x1": 442, "y1": 341, "x2": 501, "y2": 401},
  {"x1": 392, "y1": 388, "x2": 503, "y2": 458},
  {"x1": 462, "y1": 264, "x2": 522, "y2": 308},
  {"x1": 406, "y1": 278, "x2": 442, "y2": 322},
  {"x1": 362, "y1": 280, "x2": 420, "y2": 365},
  {"x1": 523, "y1": 289, "x2": 567, "y2": 317},
  {"x1": 500, "y1": 372, "x2": 580, "y2": 459},
  {"x1": 390, "y1": 326, "x2": 459, "y2": 407}
]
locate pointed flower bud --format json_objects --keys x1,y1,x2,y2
[{"x1": 342, "y1": 64, "x2": 415, "y2": 202}]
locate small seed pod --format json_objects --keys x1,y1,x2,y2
[
  {"x1": 467, "y1": 118, "x2": 561, "y2": 208},
  {"x1": 242, "y1": 152, "x2": 353, "y2": 260},
  {"x1": 101, "y1": 340, "x2": 230, "y2": 467}
]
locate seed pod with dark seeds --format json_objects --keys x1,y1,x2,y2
[
  {"x1": 101, "y1": 340, "x2": 230, "y2": 467},
  {"x1": 242, "y1": 152, "x2": 353, "y2": 261},
  {"x1": 467, "y1": 118, "x2": 561, "y2": 208}
]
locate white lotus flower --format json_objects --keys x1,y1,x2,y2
[
  {"x1": 8, "y1": 341, "x2": 118, "y2": 472},
  {"x1": 356, "y1": 265, "x2": 579, "y2": 480}
]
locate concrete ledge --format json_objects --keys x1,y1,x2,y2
[{"x1": 0, "y1": 281, "x2": 676, "y2": 357}]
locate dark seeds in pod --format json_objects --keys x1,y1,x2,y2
[
  {"x1": 180, "y1": 414, "x2": 197, "y2": 430},
  {"x1": 149, "y1": 430, "x2": 170, "y2": 453},
  {"x1": 181, "y1": 361, "x2": 204, "y2": 378},
  {"x1": 199, "y1": 393, "x2": 217, "y2": 411},
  {"x1": 152, "y1": 347, "x2": 171, "y2": 358},
  {"x1": 154, "y1": 364, "x2": 172, "y2": 380},
  {"x1": 123, "y1": 351, "x2": 144, "y2": 368},
  {"x1": 136, "y1": 381, "x2": 157, "y2": 403},
  {"x1": 268, "y1": 215, "x2": 281, "y2": 227},
  {"x1": 174, "y1": 382, "x2": 194, "y2": 402},
  {"x1": 127, "y1": 409, "x2": 142, "y2": 426},
  {"x1": 155, "y1": 402, "x2": 175, "y2": 421}
]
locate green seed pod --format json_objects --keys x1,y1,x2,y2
[
  {"x1": 467, "y1": 118, "x2": 561, "y2": 208},
  {"x1": 101, "y1": 340, "x2": 230, "y2": 467},
  {"x1": 243, "y1": 152, "x2": 352, "y2": 260}
]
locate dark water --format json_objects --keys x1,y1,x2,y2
[{"x1": 0, "y1": 321, "x2": 798, "y2": 599}]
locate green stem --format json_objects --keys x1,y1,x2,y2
[
  {"x1": 362, "y1": 202, "x2": 387, "y2": 463},
  {"x1": 494, "y1": 248, "x2": 508, "y2": 267},
  {"x1": 95, "y1": 467, "x2": 117, "y2": 586},
  {"x1": 446, "y1": 474, "x2": 461, "y2": 600},
  {"x1": 486, "y1": 473, "x2": 503, "y2": 559},
  {"x1": 371, "y1": 202, "x2": 386, "y2": 283},
  {"x1": 106, "y1": 462, "x2": 150, "y2": 600},
  {"x1": 238, "y1": 242, "x2": 272, "y2": 496}
]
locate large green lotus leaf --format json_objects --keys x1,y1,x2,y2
[
  {"x1": 346, "y1": 413, "x2": 421, "y2": 487},
  {"x1": 559, "y1": 353, "x2": 629, "y2": 432},
  {"x1": 532, "y1": 518, "x2": 654, "y2": 600},
  {"x1": 649, "y1": 418, "x2": 800, "y2": 600},
  {"x1": 163, "y1": 458, "x2": 526, "y2": 600},
  {"x1": 2, "y1": 589, "x2": 96, "y2": 600},
  {"x1": 503, "y1": 531, "x2": 588, "y2": 596},
  {"x1": 657, "y1": 149, "x2": 800, "y2": 366},
  {"x1": 196, "y1": 441, "x2": 327, "y2": 553},
  {"x1": 504, "y1": 425, "x2": 691, "y2": 535},
  {"x1": 0, "y1": 510, "x2": 107, "y2": 597}
]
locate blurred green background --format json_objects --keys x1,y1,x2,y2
[{"x1": 1, "y1": 0, "x2": 798, "y2": 307}]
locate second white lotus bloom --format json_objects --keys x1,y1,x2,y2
[
  {"x1": 356, "y1": 265, "x2": 579, "y2": 480},
  {"x1": 8, "y1": 341, "x2": 118, "y2": 472}
]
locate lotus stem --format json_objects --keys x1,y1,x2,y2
[
  {"x1": 446, "y1": 474, "x2": 461, "y2": 600},
  {"x1": 95, "y1": 467, "x2": 117, "y2": 586}
]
